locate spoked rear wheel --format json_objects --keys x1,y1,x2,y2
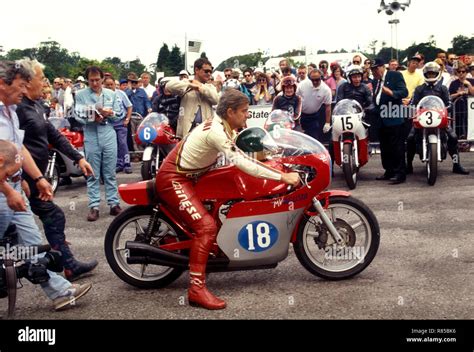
[
  {"x1": 293, "y1": 196, "x2": 380, "y2": 280},
  {"x1": 104, "y1": 206, "x2": 185, "y2": 288}
]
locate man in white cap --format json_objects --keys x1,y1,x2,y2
[{"x1": 179, "y1": 70, "x2": 189, "y2": 80}]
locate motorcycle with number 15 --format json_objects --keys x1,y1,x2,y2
[{"x1": 105, "y1": 128, "x2": 380, "y2": 289}]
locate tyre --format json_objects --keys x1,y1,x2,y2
[
  {"x1": 427, "y1": 143, "x2": 437, "y2": 186},
  {"x1": 104, "y1": 206, "x2": 185, "y2": 288},
  {"x1": 342, "y1": 143, "x2": 357, "y2": 190},
  {"x1": 293, "y1": 196, "x2": 380, "y2": 280},
  {"x1": 140, "y1": 151, "x2": 157, "y2": 181}
]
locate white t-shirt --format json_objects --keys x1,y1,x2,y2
[{"x1": 296, "y1": 80, "x2": 332, "y2": 114}]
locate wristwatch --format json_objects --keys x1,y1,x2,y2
[{"x1": 34, "y1": 175, "x2": 46, "y2": 183}]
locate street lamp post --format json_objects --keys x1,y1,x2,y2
[
  {"x1": 377, "y1": 1, "x2": 411, "y2": 61},
  {"x1": 388, "y1": 18, "x2": 400, "y2": 61}
]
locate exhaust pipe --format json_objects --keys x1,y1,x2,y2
[
  {"x1": 126, "y1": 241, "x2": 189, "y2": 268},
  {"x1": 125, "y1": 241, "x2": 230, "y2": 270}
]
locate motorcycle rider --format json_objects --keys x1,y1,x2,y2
[
  {"x1": 155, "y1": 90, "x2": 300, "y2": 310},
  {"x1": 406, "y1": 62, "x2": 469, "y2": 175},
  {"x1": 272, "y1": 76, "x2": 302, "y2": 122},
  {"x1": 336, "y1": 65, "x2": 374, "y2": 111}
]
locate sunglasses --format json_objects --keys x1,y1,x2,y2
[
  {"x1": 311, "y1": 78, "x2": 321, "y2": 83},
  {"x1": 225, "y1": 74, "x2": 231, "y2": 78},
  {"x1": 319, "y1": 65, "x2": 327, "y2": 68},
  {"x1": 244, "y1": 74, "x2": 251, "y2": 77},
  {"x1": 203, "y1": 69, "x2": 212, "y2": 74},
  {"x1": 258, "y1": 79, "x2": 266, "y2": 82},
  {"x1": 457, "y1": 70, "x2": 467, "y2": 74},
  {"x1": 353, "y1": 61, "x2": 361, "y2": 64}
]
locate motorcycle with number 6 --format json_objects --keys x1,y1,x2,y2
[
  {"x1": 105, "y1": 128, "x2": 380, "y2": 289},
  {"x1": 135, "y1": 113, "x2": 178, "y2": 180}
]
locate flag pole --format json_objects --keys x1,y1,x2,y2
[{"x1": 185, "y1": 33, "x2": 188, "y2": 73}]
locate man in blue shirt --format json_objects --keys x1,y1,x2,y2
[
  {"x1": 104, "y1": 77, "x2": 133, "y2": 174},
  {"x1": 126, "y1": 72, "x2": 151, "y2": 153},
  {"x1": 74, "y1": 66, "x2": 123, "y2": 221}
]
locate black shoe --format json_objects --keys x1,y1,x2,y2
[
  {"x1": 64, "y1": 260, "x2": 99, "y2": 282},
  {"x1": 116, "y1": 167, "x2": 123, "y2": 173},
  {"x1": 58, "y1": 177, "x2": 73, "y2": 186},
  {"x1": 376, "y1": 173, "x2": 393, "y2": 180},
  {"x1": 389, "y1": 175, "x2": 406, "y2": 184},
  {"x1": 406, "y1": 163, "x2": 413, "y2": 175},
  {"x1": 453, "y1": 164, "x2": 469, "y2": 175}
]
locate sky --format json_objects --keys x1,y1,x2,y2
[{"x1": 1, "y1": 0, "x2": 472, "y2": 70}]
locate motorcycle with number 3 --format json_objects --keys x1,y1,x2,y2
[
  {"x1": 412, "y1": 96, "x2": 450, "y2": 185},
  {"x1": 105, "y1": 128, "x2": 380, "y2": 289}
]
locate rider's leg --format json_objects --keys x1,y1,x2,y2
[
  {"x1": 406, "y1": 127, "x2": 416, "y2": 174},
  {"x1": 446, "y1": 127, "x2": 469, "y2": 175},
  {"x1": 156, "y1": 173, "x2": 226, "y2": 310}
]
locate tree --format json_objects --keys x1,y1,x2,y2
[
  {"x1": 156, "y1": 43, "x2": 170, "y2": 72},
  {"x1": 168, "y1": 45, "x2": 184, "y2": 75},
  {"x1": 376, "y1": 47, "x2": 396, "y2": 63},
  {"x1": 216, "y1": 52, "x2": 264, "y2": 71},
  {"x1": 401, "y1": 41, "x2": 444, "y2": 63},
  {"x1": 200, "y1": 52, "x2": 208, "y2": 59},
  {"x1": 449, "y1": 35, "x2": 474, "y2": 55}
]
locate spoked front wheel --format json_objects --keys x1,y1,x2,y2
[{"x1": 293, "y1": 196, "x2": 380, "y2": 280}]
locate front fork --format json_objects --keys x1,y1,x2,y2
[
  {"x1": 311, "y1": 197, "x2": 345, "y2": 246},
  {"x1": 47, "y1": 151, "x2": 57, "y2": 179},
  {"x1": 421, "y1": 129, "x2": 441, "y2": 162}
]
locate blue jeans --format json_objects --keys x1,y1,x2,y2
[
  {"x1": 83, "y1": 125, "x2": 119, "y2": 209},
  {"x1": 0, "y1": 182, "x2": 71, "y2": 300},
  {"x1": 113, "y1": 124, "x2": 131, "y2": 169}
]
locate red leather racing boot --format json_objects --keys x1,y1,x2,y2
[{"x1": 188, "y1": 235, "x2": 226, "y2": 310}]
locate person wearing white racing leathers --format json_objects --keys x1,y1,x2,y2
[{"x1": 156, "y1": 90, "x2": 299, "y2": 310}]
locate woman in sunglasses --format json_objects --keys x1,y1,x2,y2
[
  {"x1": 449, "y1": 62, "x2": 474, "y2": 139},
  {"x1": 252, "y1": 73, "x2": 274, "y2": 106}
]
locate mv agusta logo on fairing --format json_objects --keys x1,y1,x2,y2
[{"x1": 172, "y1": 181, "x2": 202, "y2": 221}]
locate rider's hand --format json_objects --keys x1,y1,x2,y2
[
  {"x1": 281, "y1": 172, "x2": 300, "y2": 187},
  {"x1": 78, "y1": 158, "x2": 95, "y2": 177},
  {"x1": 323, "y1": 123, "x2": 331, "y2": 134},
  {"x1": 36, "y1": 178, "x2": 53, "y2": 201},
  {"x1": 5, "y1": 189, "x2": 27, "y2": 212}
]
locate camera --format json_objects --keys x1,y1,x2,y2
[{"x1": 0, "y1": 225, "x2": 63, "y2": 298}]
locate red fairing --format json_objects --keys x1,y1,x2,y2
[
  {"x1": 195, "y1": 153, "x2": 331, "y2": 204},
  {"x1": 135, "y1": 124, "x2": 176, "y2": 146},
  {"x1": 195, "y1": 160, "x2": 287, "y2": 201},
  {"x1": 358, "y1": 138, "x2": 369, "y2": 167},
  {"x1": 60, "y1": 128, "x2": 84, "y2": 148},
  {"x1": 413, "y1": 108, "x2": 449, "y2": 129},
  {"x1": 118, "y1": 181, "x2": 152, "y2": 205}
]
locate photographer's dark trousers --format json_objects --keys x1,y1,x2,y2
[
  {"x1": 0, "y1": 181, "x2": 71, "y2": 299},
  {"x1": 29, "y1": 198, "x2": 78, "y2": 271},
  {"x1": 379, "y1": 124, "x2": 406, "y2": 178},
  {"x1": 300, "y1": 105, "x2": 326, "y2": 142}
]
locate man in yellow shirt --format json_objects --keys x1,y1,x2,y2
[{"x1": 402, "y1": 55, "x2": 425, "y2": 105}]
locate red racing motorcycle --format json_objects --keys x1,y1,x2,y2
[{"x1": 105, "y1": 128, "x2": 380, "y2": 288}]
